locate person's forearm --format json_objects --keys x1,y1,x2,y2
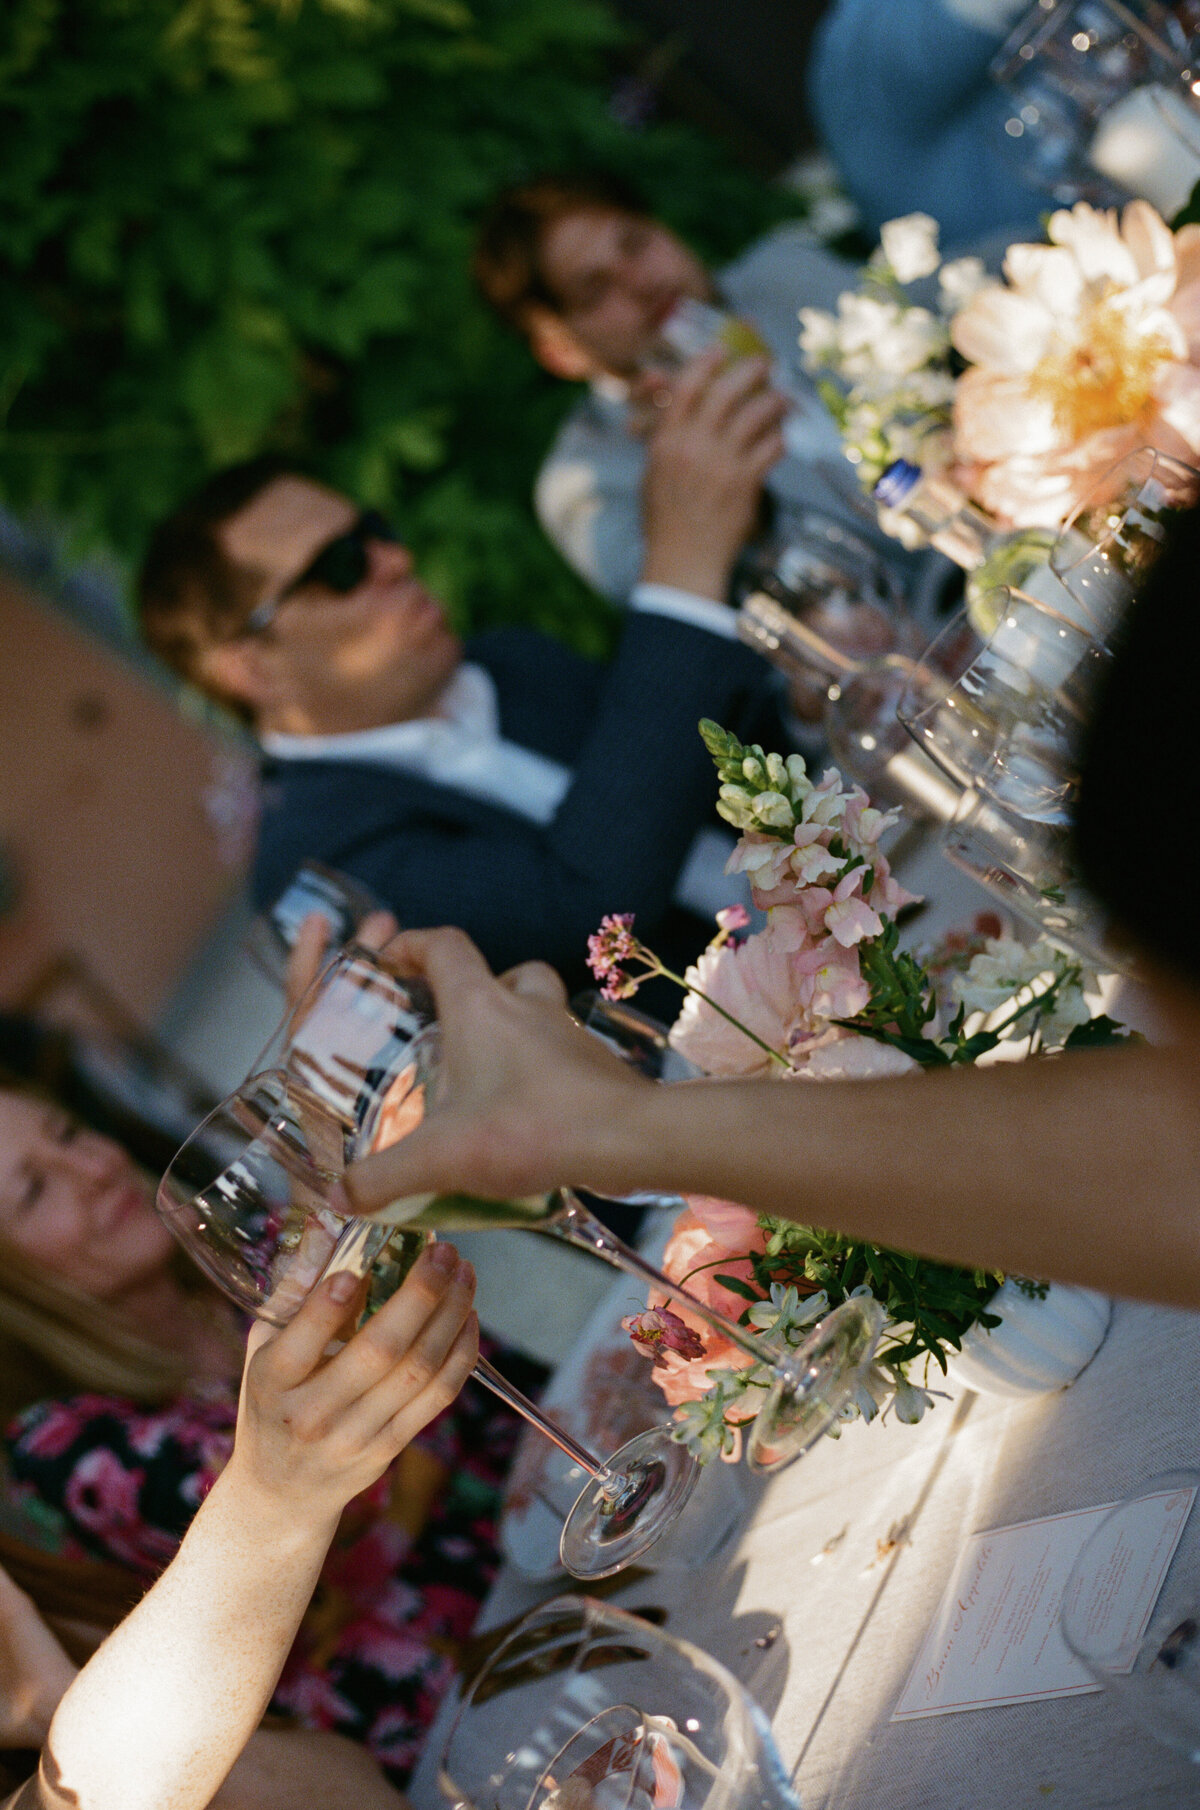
[
  {"x1": 593, "y1": 1044, "x2": 1200, "y2": 1306},
  {"x1": 37, "y1": 1463, "x2": 336, "y2": 1810}
]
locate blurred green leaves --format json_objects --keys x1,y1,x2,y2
[{"x1": 0, "y1": 0, "x2": 801, "y2": 645}]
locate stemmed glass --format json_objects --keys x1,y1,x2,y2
[
  {"x1": 941, "y1": 785, "x2": 1136, "y2": 974},
  {"x1": 310, "y1": 955, "x2": 887, "y2": 1481},
  {"x1": 438, "y1": 1594, "x2": 801, "y2": 1810},
  {"x1": 166, "y1": 944, "x2": 885, "y2": 1489},
  {"x1": 1061, "y1": 1471, "x2": 1200, "y2": 1763},
  {"x1": 157, "y1": 1060, "x2": 699, "y2": 1582},
  {"x1": 1050, "y1": 449, "x2": 1200, "y2": 646},
  {"x1": 896, "y1": 588, "x2": 1110, "y2": 826}
]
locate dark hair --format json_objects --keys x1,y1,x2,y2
[
  {"x1": 136, "y1": 454, "x2": 303, "y2": 697},
  {"x1": 1075, "y1": 499, "x2": 1200, "y2": 981},
  {"x1": 473, "y1": 171, "x2": 650, "y2": 334}
]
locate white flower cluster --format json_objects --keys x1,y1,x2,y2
[
  {"x1": 951, "y1": 933, "x2": 1098, "y2": 1050},
  {"x1": 797, "y1": 213, "x2": 975, "y2": 488}
]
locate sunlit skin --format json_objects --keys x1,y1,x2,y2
[
  {"x1": 529, "y1": 207, "x2": 712, "y2": 380},
  {"x1": 0, "y1": 1093, "x2": 175, "y2": 1302},
  {"x1": 200, "y1": 476, "x2": 463, "y2": 737}
]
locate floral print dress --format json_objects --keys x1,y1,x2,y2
[{"x1": 4, "y1": 1357, "x2": 538, "y2": 1786}]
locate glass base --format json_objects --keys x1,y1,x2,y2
[
  {"x1": 746, "y1": 1297, "x2": 885, "y2": 1474},
  {"x1": 559, "y1": 1429, "x2": 698, "y2": 1580}
]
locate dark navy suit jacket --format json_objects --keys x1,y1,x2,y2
[{"x1": 253, "y1": 610, "x2": 783, "y2": 987}]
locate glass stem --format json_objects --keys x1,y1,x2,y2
[
  {"x1": 471, "y1": 1356, "x2": 608, "y2": 1482},
  {"x1": 549, "y1": 1193, "x2": 776, "y2": 1372}
]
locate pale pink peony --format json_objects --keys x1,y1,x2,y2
[
  {"x1": 684, "y1": 1193, "x2": 764, "y2": 1247},
  {"x1": 793, "y1": 1032, "x2": 921, "y2": 1081},
  {"x1": 668, "y1": 920, "x2": 804, "y2": 1074},
  {"x1": 950, "y1": 201, "x2": 1200, "y2": 528}
]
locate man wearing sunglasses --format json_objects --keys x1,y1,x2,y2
[{"x1": 137, "y1": 351, "x2": 791, "y2": 987}]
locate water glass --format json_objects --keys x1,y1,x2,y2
[
  {"x1": 1051, "y1": 448, "x2": 1200, "y2": 646},
  {"x1": 897, "y1": 590, "x2": 1109, "y2": 825},
  {"x1": 991, "y1": 0, "x2": 1196, "y2": 210},
  {"x1": 438, "y1": 1595, "x2": 800, "y2": 1810},
  {"x1": 941, "y1": 786, "x2": 1136, "y2": 972}
]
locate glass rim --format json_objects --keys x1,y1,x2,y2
[
  {"x1": 1051, "y1": 449, "x2": 1200, "y2": 579},
  {"x1": 439, "y1": 1592, "x2": 756, "y2": 1757},
  {"x1": 896, "y1": 590, "x2": 1094, "y2": 735},
  {"x1": 1060, "y1": 1469, "x2": 1200, "y2": 1671}
]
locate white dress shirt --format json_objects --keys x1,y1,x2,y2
[{"x1": 260, "y1": 583, "x2": 747, "y2": 922}]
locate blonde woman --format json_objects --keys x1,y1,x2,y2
[
  {"x1": 0, "y1": 1082, "x2": 532, "y2": 1793},
  {"x1": 1, "y1": 1244, "x2": 477, "y2": 1810}
]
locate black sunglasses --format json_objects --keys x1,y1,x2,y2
[{"x1": 243, "y1": 509, "x2": 400, "y2": 637}]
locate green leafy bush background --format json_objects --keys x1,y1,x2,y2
[{"x1": 1, "y1": 0, "x2": 802, "y2": 653}]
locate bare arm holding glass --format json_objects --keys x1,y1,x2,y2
[
  {"x1": 338, "y1": 927, "x2": 1200, "y2": 1312},
  {"x1": 1, "y1": 1243, "x2": 477, "y2": 1810}
]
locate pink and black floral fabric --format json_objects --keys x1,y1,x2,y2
[{"x1": 4, "y1": 1350, "x2": 540, "y2": 1786}]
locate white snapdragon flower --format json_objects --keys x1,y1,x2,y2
[
  {"x1": 952, "y1": 935, "x2": 1098, "y2": 1041},
  {"x1": 798, "y1": 305, "x2": 841, "y2": 366},
  {"x1": 938, "y1": 255, "x2": 988, "y2": 311},
  {"x1": 879, "y1": 212, "x2": 941, "y2": 284},
  {"x1": 747, "y1": 1284, "x2": 830, "y2": 1347}
]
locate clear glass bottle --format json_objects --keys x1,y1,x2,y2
[{"x1": 873, "y1": 459, "x2": 1066, "y2": 635}]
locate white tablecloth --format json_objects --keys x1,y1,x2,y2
[{"x1": 413, "y1": 1289, "x2": 1200, "y2": 1808}]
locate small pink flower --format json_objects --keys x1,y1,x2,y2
[
  {"x1": 587, "y1": 913, "x2": 639, "y2": 1000},
  {"x1": 622, "y1": 1307, "x2": 707, "y2": 1366},
  {"x1": 715, "y1": 903, "x2": 751, "y2": 934}
]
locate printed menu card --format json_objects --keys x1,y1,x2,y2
[{"x1": 892, "y1": 1487, "x2": 1196, "y2": 1719}]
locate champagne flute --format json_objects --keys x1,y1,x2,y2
[{"x1": 157, "y1": 1062, "x2": 700, "y2": 1581}]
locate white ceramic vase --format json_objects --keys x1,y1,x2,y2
[{"x1": 943, "y1": 1279, "x2": 1112, "y2": 1398}]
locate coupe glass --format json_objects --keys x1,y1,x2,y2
[
  {"x1": 1050, "y1": 448, "x2": 1200, "y2": 646},
  {"x1": 897, "y1": 589, "x2": 1110, "y2": 825},
  {"x1": 245, "y1": 859, "x2": 387, "y2": 988},
  {"x1": 157, "y1": 1063, "x2": 699, "y2": 1582},
  {"x1": 990, "y1": 0, "x2": 1194, "y2": 210},
  {"x1": 438, "y1": 1595, "x2": 800, "y2": 1810},
  {"x1": 941, "y1": 786, "x2": 1136, "y2": 974},
  {"x1": 1061, "y1": 1471, "x2": 1200, "y2": 1762}
]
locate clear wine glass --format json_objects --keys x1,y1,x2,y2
[
  {"x1": 1061, "y1": 1471, "x2": 1200, "y2": 1764},
  {"x1": 1050, "y1": 448, "x2": 1200, "y2": 647},
  {"x1": 734, "y1": 511, "x2": 913, "y2": 708},
  {"x1": 240, "y1": 946, "x2": 887, "y2": 1482},
  {"x1": 245, "y1": 859, "x2": 388, "y2": 988},
  {"x1": 157, "y1": 1062, "x2": 700, "y2": 1582},
  {"x1": 438, "y1": 1594, "x2": 801, "y2": 1810},
  {"x1": 941, "y1": 785, "x2": 1137, "y2": 976},
  {"x1": 897, "y1": 589, "x2": 1110, "y2": 826}
]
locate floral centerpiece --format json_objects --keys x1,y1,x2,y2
[
  {"x1": 798, "y1": 201, "x2": 1200, "y2": 532},
  {"x1": 592, "y1": 722, "x2": 1130, "y2": 1462}
]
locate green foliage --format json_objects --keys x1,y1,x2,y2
[
  {"x1": 0, "y1": 0, "x2": 803, "y2": 646},
  {"x1": 753, "y1": 1217, "x2": 1014, "y2": 1376}
]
